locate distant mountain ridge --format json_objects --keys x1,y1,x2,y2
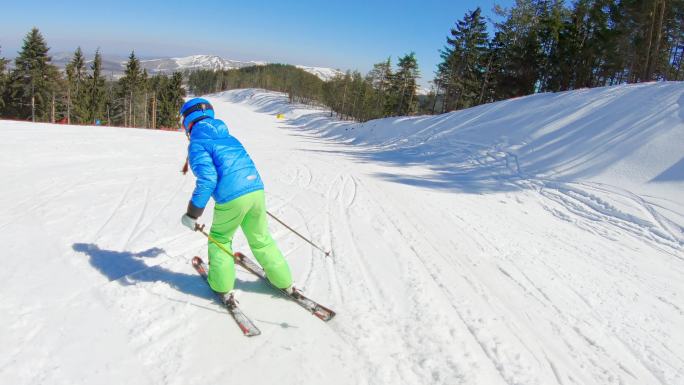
[
  {"x1": 140, "y1": 55, "x2": 266, "y2": 73},
  {"x1": 47, "y1": 53, "x2": 343, "y2": 81}
]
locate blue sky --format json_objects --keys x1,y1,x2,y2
[{"x1": 1, "y1": 0, "x2": 513, "y2": 87}]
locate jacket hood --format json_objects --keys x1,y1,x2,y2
[{"x1": 190, "y1": 118, "x2": 230, "y2": 140}]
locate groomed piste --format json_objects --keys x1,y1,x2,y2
[{"x1": 1, "y1": 82, "x2": 682, "y2": 385}]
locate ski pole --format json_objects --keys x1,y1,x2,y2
[
  {"x1": 266, "y1": 211, "x2": 331, "y2": 257},
  {"x1": 194, "y1": 223, "x2": 237, "y2": 259}
]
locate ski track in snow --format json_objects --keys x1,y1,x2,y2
[{"x1": 1, "y1": 84, "x2": 683, "y2": 385}]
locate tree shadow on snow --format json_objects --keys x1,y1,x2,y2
[
  {"x1": 277, "y1": 83, "x2": 682, "y2": 194},
  {"x1": 651, "y1": 156, "x2": 684, "y2": 182},
  {"x1": 72, "y1": 243, "x2": 276, "y2": 300}
]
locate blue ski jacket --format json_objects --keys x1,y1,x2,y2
[{"x1": 187, "y1": 117, "x2": 264, "y2": 214}]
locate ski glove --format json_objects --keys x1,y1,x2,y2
[{"x1": 181, "y1": 214, "x2": 197, "y2": 231}]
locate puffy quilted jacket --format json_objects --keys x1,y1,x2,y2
[{"x1": 188, "y1": 117, "x2": 264, "y2": 212}]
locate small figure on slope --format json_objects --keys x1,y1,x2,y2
[{"x1": 179, "y1": 98, "x2": 293, "y2": 299}]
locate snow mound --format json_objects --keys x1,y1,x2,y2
[{"x1": 220, "y1": 83, "x2": 684, "y2": 249}]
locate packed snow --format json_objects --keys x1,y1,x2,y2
[{"x1": 1, "y1": 83, "x2": 682, "y2": 385}]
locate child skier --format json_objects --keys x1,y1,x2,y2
[{"x1": 179, "y1": 98, "x2": 293, "y2": 298}]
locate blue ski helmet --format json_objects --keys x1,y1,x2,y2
[{"x1": 180, "y1": 98, "x2": 214, "y2": 132}]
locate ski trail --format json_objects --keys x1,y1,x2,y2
[
  {"x1": 0, "y1": 174, "x2": 91, "y2": 230},
  {"x1": 577, "y1": 181, "x2": 684, "y2": 246},
  {"x1": 123, "y1": 184, "x2": 151, "y2": 249},
  {"x1": 127, "y1": 175, "x2": 188, "y2": 246},
  {"x1": 4, "y1": 85, "x2": 683, "y2": 385},
  {"x1": 231, "y1": 87, "x2": 684, "y2": 385},
  {"x1": 314, "y1": 172, "x2": 502, "y2": 384},
  {"x1": 436, "y1": 134, "x2": 683, "y2": 257},
  {"x1": 359, "y1": 178, "x2": 681, "y2": 385},
  {"x1": 91, "y1": 179, "x2": 137, "y2": 241},
  {"x1": 365, "y1": 187, "x2": 525, "y2": 385},
  {"x1": 537, "y1": 181, "x2": 682, "y2": 255}
]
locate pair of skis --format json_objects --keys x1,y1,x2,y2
[{"x1": 192, "y1": 252, "x2": 336, "y2": 337}]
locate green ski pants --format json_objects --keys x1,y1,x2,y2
[{"x1": 207, "y1": 190, "x2": 292, "y2": 293}]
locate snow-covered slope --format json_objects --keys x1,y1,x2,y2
[
  {"x1": 1, "y1": 83, "x2": 682, "y2": 385},
  {"x1": 229, "y1": 84, "x2": 684, "y2": 246},
  {"x1": 140, "y1": 54, "x2": 264, "y2": 73},
  {"x1": 47, "y1": 53, "x2": 342, "y2": 81},
  {"x1": 50, "y1": 52, "x2": 129, "y2": 76},
  {"x1": 141, "y1": 55, "x2": 343, "y2": 81},
  {"x1": 294, "y1": 65, "x2": 344, "y2": 81}
]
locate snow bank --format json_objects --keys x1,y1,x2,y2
[
  {"x1": 222, "y1": 84, "x2": 684, "y2": 189},
  {"x1": 217, "y1": 83, "x2": 684, "y2": 247}
]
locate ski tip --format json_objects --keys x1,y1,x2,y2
[
  {"x1": 245, "y1": 329, "x2": 261, "y2": 337},
  {"x1": 316, "y1": 311, "x2": 336, "y2": 322},
  {"x1": 237, "y1": 321, "x2": 261, "y2": 337},
  {"x1": 191, "y1": 256, "x2": 202, "y2": 266}
]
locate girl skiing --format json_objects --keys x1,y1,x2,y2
[{"x1": 179, "y1": 97, "x2": 293, "y2": 297}]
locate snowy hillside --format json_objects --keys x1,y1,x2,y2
[
  {"x1": 142, "y1": 55, "x2": 343, "y2": 81},
  {"x1": 48, "y1": 53, "x2": 343, "y2": 81},
  {"x1": 140, "y1": 55, "x2": 264, "y2": 73},
  {"x1": 50, "y1": 51, "x2": 129, "y2": 76},
  {"x1": 294, "y1": 65, "x2": 344, "y2": 81},
  {"x1": 1, "y1": 83, "x2": 683, "y2": 385}
]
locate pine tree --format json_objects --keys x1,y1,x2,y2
[
  {"x1": 436, "y1": 8, "x2": 489, "y2": 111},
  {"x1": 118, "y1": 51, "x2": 142, "y2": 126},
  {"x1": 66, "y1": 47, "x2": 87, "y2": 123},
  {"x1": 536, "y1": 0, "x2": 567, "y2": 91},
  {"x1": 140, "y1": 69, "x2": 149, "y2": 127},
  {"x1": 148, "y1": 74, "x2": 166, "y2": 128},
  {"x1": 477, "y1": 38, "x2": 500, "y2": 105},
  {"x1": 387, "y1": 52, "x2": 420, "y2": 116},
  {"x1": 83, "y1": 49, "x2": 106, "y2": 124},
  {"x1": 618, "y1": 0, "x2": 679, "y2": 82},
  {"x1": 490, "y1": 1, "x2": 542, "y2": 99},
  {"x1": 0, "y1": 47, "x2": 8, "y2": 112},
  {"x1": 158, "y1": 71, "x2": 185, "y2": 128},
  {"x1": 8, "y1": 28, "x2": 60, "y2": 121},
  {"x1": 104, "y1": 78, "x2": 116, "y2": 126},
  {"x1": 322, "y1": 73, "x2": 344, "y2": 118},
  {"x1": 366, "y1": 58, "x2": 393, "y2": 117},
  {"x1": 666, "y1": 0, "x2": 684, "y2": 80}
]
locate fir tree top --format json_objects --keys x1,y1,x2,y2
[
  {"x1": 91, "y1": 49, "x2": 103, "y2": 75},
  {"x1": 14, "y1": 27, "x2": 52, "y2": 74},
  {"x1": 66, "y1": 47, "x2": 86, "y2": 87},
  {"x1": 0, "y1": 46, "x2": 7, "y2": 71},
  {"x1": 124, "y1": 51, "x2": 141, "y2": 81},
  {"x1": 396, "y1": 52, "x2": 420, "y2": 79}
]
